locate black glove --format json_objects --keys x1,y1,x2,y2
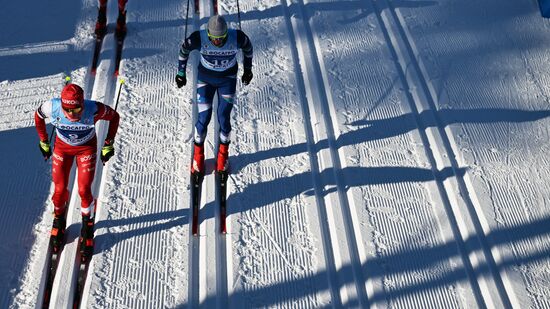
[
  {"x1": 241, "y1": 68, "x2": 253, "y2": 85},
  {"x1": 39, "y1": 140, "x2": 52, "y2": 161},
  {"x1": 175, "y1": 71, "x2": 186, "y2": 88},
  {"x1": 101, "y1": 139, "x2": 115, "y2": 164}
]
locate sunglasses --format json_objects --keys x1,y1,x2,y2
[
  {"x1": 63, "y1": 106, "x2": 82, "y2": 113},
  {"x1": 208, "y1": 31, "x2": 227, "y2": 46},
  {"x1": 208, "y1": 31, "x2": 227, "y2": 40}
]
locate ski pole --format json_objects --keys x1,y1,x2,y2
[
  {"x1": 100, "y1": 79, "x2": 124, "y2": 167},
  {"x1": 184, "y1": 0, "x2": 191, "y2": 40},
  {"x1": 114, "y1": 79, "x2": 125, "y2": 111},
  {"x1": 236, "y1": 0, "x2": 242, "y2": 30}
]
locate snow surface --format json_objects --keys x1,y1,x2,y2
[{"x1": 1, "y1": 0, "x2": 550, "y2": 308}]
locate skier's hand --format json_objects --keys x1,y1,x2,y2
[
  {"x1": 39, "y1": 140, "x2": 52, "y2": 161},
  {"x1": 241, "y1": 68, "x2": 253, "y2": 85},
  {"x1": 101, "y1": 139, "x2": 115, "y2": 164},
  {"x1": 175, "y1": 71, "x2": 186, "y2": 88}
]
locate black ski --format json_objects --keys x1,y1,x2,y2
[
  {"x1": 213, "y1": 0, "x2": 218, "y2": 14},
  {"x1": 73, "y1": 250, "x2": 93, "y2": 309},
  {"x1": 217, "y1": 171, "x2": 228, "y2": 234},
  {"x1": 194, "y1": 0, "x2": 200, "y2": 13},
  {"x1": 41, "y1": 215, "x2": 67, "y2": 308},
  {"x1": 72, "y1": 203, "x2": 97, "y2": 309},
  {"x1": 191, "y1": 172, "x2": 204, "y2": 236},
  {"x1": 114, "y1": 32, "x2": 126, "y2": 76},
  {"x1": 90, "y1": 34, "x2": 105, "y2": 75}
]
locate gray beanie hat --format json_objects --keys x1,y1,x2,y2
[{"x1": 208, "y1": 15, "x2": 227, "y2": 36}]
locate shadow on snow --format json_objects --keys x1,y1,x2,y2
[
  {"x1": 173, "y1": 214, "x2": 550, "y2": 307},
  {"x1": 0, "y1": 126, "x2": 51, "y2": 307}
]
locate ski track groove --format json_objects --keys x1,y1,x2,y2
[
  {"x1": 86, "y1": 1, "x2": 192, "y2": 308},
  {"x1": 370, "y1": 0, "x2": 521, "y2": 307},
  {"x1": 227, "y1": 0, "x2": 328, "y2": 306},
  {"x1": 403, "y1": 1, "x2": 550, "y2": 304},
  {"x1": 368, "y1": 0, "x2": 492, "y2": 307},
  {"x1": 282, "y1": 0, "x2": 372, "y2": 306},
  {"x1": 389, "y1": 2, "x2": 520, "y2": 308},
  {"x1": 49, "y1": 57, "x2": 112, "y2": 309},
  {"x1": 188, "y1": 1, "x2": 202, "y2": 307},
  {"x1": 213, "y1": 5, "x2": 231, "y2": 308},
  {"x1": 278, "y1": 0, "x2": 344, "y2": 306},
  {"x1": 307, "y1": 0, "x2": 487, "y2": 307}
]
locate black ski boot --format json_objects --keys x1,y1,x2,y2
[
  {"x1": 50, "y1": 213, "x2": 66, "y2": 253},
  {"x1": 79, "y1": 216, "x2": 95, "y2": 262}
]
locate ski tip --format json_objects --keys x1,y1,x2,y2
[{"x1": 114, "y1": 70, "x2": 119, "y2": 77}]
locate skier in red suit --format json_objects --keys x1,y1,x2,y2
[{"x1": 34, "y1": 84, "x2": 120, "y2": 258}]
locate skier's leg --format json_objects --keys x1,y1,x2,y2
[
  {"x1": 194, "y1": 80, "x2": 216, "y2": 144},
  {"x1": 215, "y1": 76, "x2": 236, "y2": 172},
  {"x1": 216, "y1": 76, "x2": 236, "y2": 144},
  {"x1": 51, "y1": 148, "x2": 74, "y2": 216},
  {"x1": 50, "y1": 146, "x2": 73, "y2": 248},
  {"x1": 75, "y1": 147, "x2": 97, "y2": 218},
  {"x1": 73, "y1": 144, "x2": 97, "y2": 260}
]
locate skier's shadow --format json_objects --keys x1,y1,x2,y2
[
  {"x1": 174, "y1": 214, "x2": 550, "y2": 308},
  {"x1": 222, "y1": 107, "x2": 550, "y2": 214},
  {"x1": 231, "y1": 107, "x2": 550, "y2": 174},
  {"x1": 92, "y1": 209, "x2": 189, "y2": 254}
]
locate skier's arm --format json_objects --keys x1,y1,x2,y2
[
  {"x1": 94, "y1": 102, "x2": 120, "y2": 142},
  {"x1": 178, "y1": 31, "x2": 202, "y2": 73},
  {"x1": 34, "y1": 100, "x2": 53, "y2": 142},
  {"x1": 237, "y1": 30, "x2": 253, "y2": 69}
]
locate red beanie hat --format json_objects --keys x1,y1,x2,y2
[{"x1": 61, "y1": 84, "x2": 84, "y2": 109}]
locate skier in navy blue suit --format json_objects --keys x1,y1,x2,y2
[{"x1": 176, "y1": 15, "x2": 253, "y2": 175}]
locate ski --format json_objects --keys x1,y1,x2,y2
[
  {"x1": 73, "y1": 251, "x2": 92, "y2": 309},
  {"x1": 191, "y1": 172, "x2": 204, "y2": 236},
  {"x1": 41, "y1": 214, "x2": 67, "y2": 308},
  {"x1": 90, "y1": 34, "x2": 105, "y2": 75},
  {"x1": 72, "y1": 202, "x2": 97, "y2": 309},
  {"x1": 113, "y1": 33, "x2": 126, "y2": 76},
  {"x1": 217, "y1": 171, "x2": 228, "y2": 234},
  {"x1": 213, "y1": 0, "x2": 218, "y2": 14},
  {"x1": 194, "y1": 0, "x2": 200, "y2": 13}
]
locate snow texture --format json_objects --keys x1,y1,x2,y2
[{"x1": 1, "y1": 0, "x2": 549, "y2": 308}]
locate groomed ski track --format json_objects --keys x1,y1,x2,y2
[
  {"x1": 40, "y1": 0, "x2": 129, "y2": 307},
  {"x1": 3, "y1": 0, "x2": 550, "y2": 308}
]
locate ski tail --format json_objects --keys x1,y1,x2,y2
[
  {"x1": 73, "y1": 200, "x2": 98, "y2": 309},
  {"x1": 41, "y1": 211, "x2": 68, "y2": 309},
  {"x1": 218, "y1": 171, "x2": 228, "y2": 234},
  {"x1": 191, "y1": 172, "x2": 204, "y2": 236},
  {"x1": 90, "y1": 36, "x2": 105, "y2": 75},
  {"x1": 113, "y1": 35, "x2": 126, "y2": 76},
  {"x1": 213, "y1": 0, "x2": 218, "y2": 14}
]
